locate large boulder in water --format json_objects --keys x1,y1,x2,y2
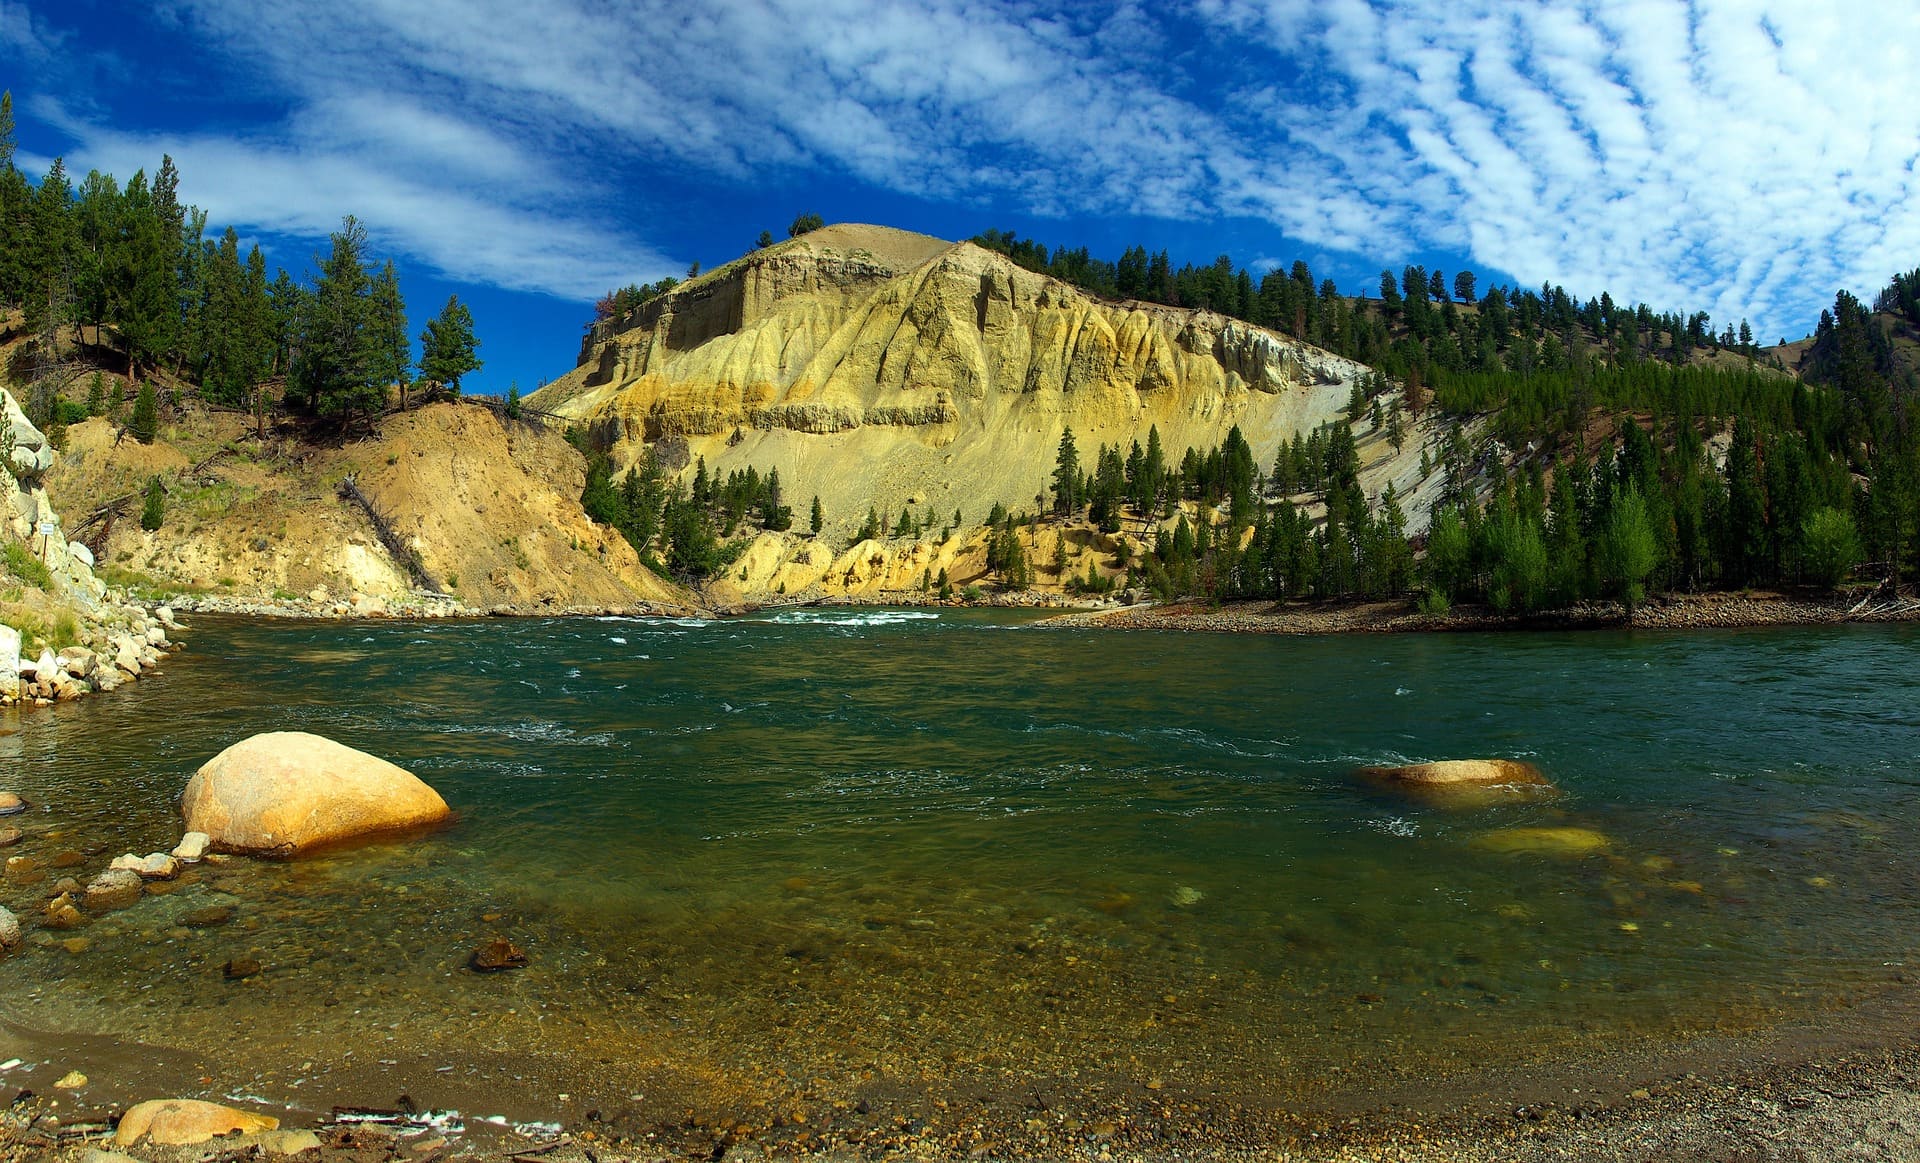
[
  {"x1": 1360, "y1": 759, "x2": 1555, "y2": 807},
  {"x1": 181, "y1": 731, "x2": 451, "y2": 857}
]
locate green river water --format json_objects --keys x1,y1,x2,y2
[{"x1": 3, "y1": 610, "x2": 1920, "y2": 1127}]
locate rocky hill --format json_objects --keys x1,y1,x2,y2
[
  {"x1": 39, "y1": 399, "x2": 694, "y2": 616},
  {"x1": 536, "y1": 225, "x2": 1440, "y2": 588}
]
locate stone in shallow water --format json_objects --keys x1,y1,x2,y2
[
  {"x1": 0, "y1": 905, "x2": 18, "y2": 951},
  {"x1": 0, "y1": 791, "x2": 25, "y2": 816},
  {"x1": 114, "y1": 1098, "x2": 279, "y2": 1146},
  {"x1": 1361, "y1": 759, "x2": 1556, "y2": 807},
  {"x1": 85, "y1": 868, "x2": 145, "y2": 911},
  {"x1": 470, "y1": 937, "x2": 530, "y2": 972},
  {"x1": 224, "y1": 957, "x2": 263, "y2": 980},
  {"x1": 1471, "y1": 826, "x2": 1613, "y2": 857},
  {"x1": 172, "y1": 832, "x2": 210, "y2": 862},
  {"x1": 43, "y1": 894, "x2": 83, "y2": 930},
  {"x1": 182, "y1": 905, "x2": 235, "y2": 928},
  {"x1": 0, "y1": 826, "x2": 21, "y2": 847},
  {"x1": 111, "y1": 853, "x2": 180, "y2": 880}
]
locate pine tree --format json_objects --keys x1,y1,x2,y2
[
  {"x1": 293, "y1": 216, "x2": 383, "y2": 422},
  {"x1": 117, "y1": 171, "x2": 180, "y2": 381},
  {"x1": 810, "y1": 495, "x2": 823, "y2": 535},
  {"x1": 1051, "y1": 427, "x2": 1081, "y2": 516},
  {"x1": 418, "y1": 294, "x2": 481, "y2": 394},
  {"x1": 129, "y1": 380, "x2": 158, "y2": 443},
  {"x1": 368, "y1": 260, "x2": 410, "y2": 401},
  {"x1": 140, "y1": 476, "x2": 165, "y2": 531}
]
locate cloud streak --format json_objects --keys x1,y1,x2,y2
[{"x1": 19, "y1": 0, "x2": 1920, "y2": 335}]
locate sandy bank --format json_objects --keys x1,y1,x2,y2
[{"x1": 1045, "y1": 589, "x2": 1920, "y2": 637}]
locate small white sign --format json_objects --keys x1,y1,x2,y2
[{"x1": 36, "y1": 520, "x2": 57, "y2": 538}]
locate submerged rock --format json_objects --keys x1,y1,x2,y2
[
  {"x1": 181, "y1": 731, "x2": 452, "y2": 857},
  {"x1": 1472, "y1": 826, "x2": 1613, "y2": 857},
  {"x1": 0, "y1": 825, "x2": 21, "y2": 847},
  {"x1": 223, "y1": 957, "x2": 263, "y2": 980},
  {"x1": 182, "y1": 905, "x2": 234, "y2": 928},
  {"x1": 111, "y1": 853, "x2": 181, "y2": 880},
  {"x1": 114, "y1": 1098, "x2": 279, "y2": 1146},
  {"x1": 470, "y1": 937, "x2": 531, "y2": 972},
  {"x1": 1361, "y1": 759, "x2": 1555, "y2": 807},
  {"x1": 85, "y1": 868, "x2": 145, "y2": 911},
  {"x1": 43, "y1": 893, "x2": 83, "y2": 929},
  {"x1": 0, "y1": 905, "x2": 18, "y2": 952}
]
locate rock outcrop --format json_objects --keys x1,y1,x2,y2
[
  {"x1": 181, "y1": 731, "x2": 452, "y2": 856},
  {"x1": 536, "y1": 225, "x2": 1435, "y2": 564}
]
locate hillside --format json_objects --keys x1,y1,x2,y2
[
  {"x1": 38, "y1": 396, "x2": 694, "y2": 614},
  {"x1": 537, "y1": 224, "x2": 1437, "y2": 547}
]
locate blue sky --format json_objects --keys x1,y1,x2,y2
[{"x1": 4, "y1": 0, "x2": 1919, "y2": 397}]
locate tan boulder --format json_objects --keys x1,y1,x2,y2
[
  {"x1": 1361, "y1": 759, "x2": 1555, "y2": 807},
  {"x1": 181, "y1": 731, "x2": 451, "y2": 857},
  {"x1": 114, "y1": 1098, "x2": 279, "y2": 1146},
  {"x1": 85, "y1": 868, "x2": 144, "y2": 911}
]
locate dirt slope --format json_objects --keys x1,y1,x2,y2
[{"x1": 43, "y1": 401, "x2": 692, "y2": 613}]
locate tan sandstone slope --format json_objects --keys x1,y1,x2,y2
[
  {"x1": 43, "y1": 401, "x2": 691, "y2": 612},
  {"x1": 534, "y1": 224, "x2": 1442, "y2": 573}
]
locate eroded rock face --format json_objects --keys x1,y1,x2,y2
[
  {"x1": 2, "y1": 388, "x2": 53, "y2": 479},
  {"x1": 181, "y1": 731, "x2": 451, "y2": 856},
  {"x1": 114, "y1": 1099, "x2": 280, "y2": 1146},
  {"x1": 535, "y1": 224, "x2": 1380, "y2": 550}
]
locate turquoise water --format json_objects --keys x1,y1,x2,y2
[{"x1": 3, "y1": 611, "x2": 1920, "y2": 1117}]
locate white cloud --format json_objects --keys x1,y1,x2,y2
[
  {"x1": 42, "y1": 103, "x2": 674, "y2": 301},
  {"x1": 24, "y1": 0, "x2": 1920, "y2": 334},
  {"x1": 0, "y1": 0, "x2": 63, "y2": 61},
  {"x1": 1212, "y1": 0, "x2": 1920, "y2": 334}
]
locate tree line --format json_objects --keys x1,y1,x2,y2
[
  {"x1": 578, "y1": 442, "x2": 799, "y2": 578},
  {"x1": 0, "y1": 92, "x2": 481, "y2": 436}
]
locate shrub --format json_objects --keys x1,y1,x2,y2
[
  {"x1": 140, "y1": 477, "x2": 166, "y2": 531},
  {"x1": 1, "y1": 541, "x2": 53, "y2": 589}
]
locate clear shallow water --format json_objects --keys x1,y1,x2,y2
[{"x1": 4, "y1": 611, "x2": 1920, "y2": 1117}]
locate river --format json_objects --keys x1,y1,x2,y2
[{"x1": 3, "y1": 610, "x2": 1918, "y2": 1139}]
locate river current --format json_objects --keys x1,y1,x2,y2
[{"x1": 3, "y1": 610, "x2": 1919, "y2": 1125}]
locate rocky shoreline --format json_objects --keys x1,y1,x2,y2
[
  {"x1": 1045, "y1": 589, "x2": 1920, "y2": 637},
  {"x1": 0, "y1": 599, "x2": 185, "y2": 708},
  {"x1": 7, "y1": 999, "x2": 1920, "y2": 1161}
]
